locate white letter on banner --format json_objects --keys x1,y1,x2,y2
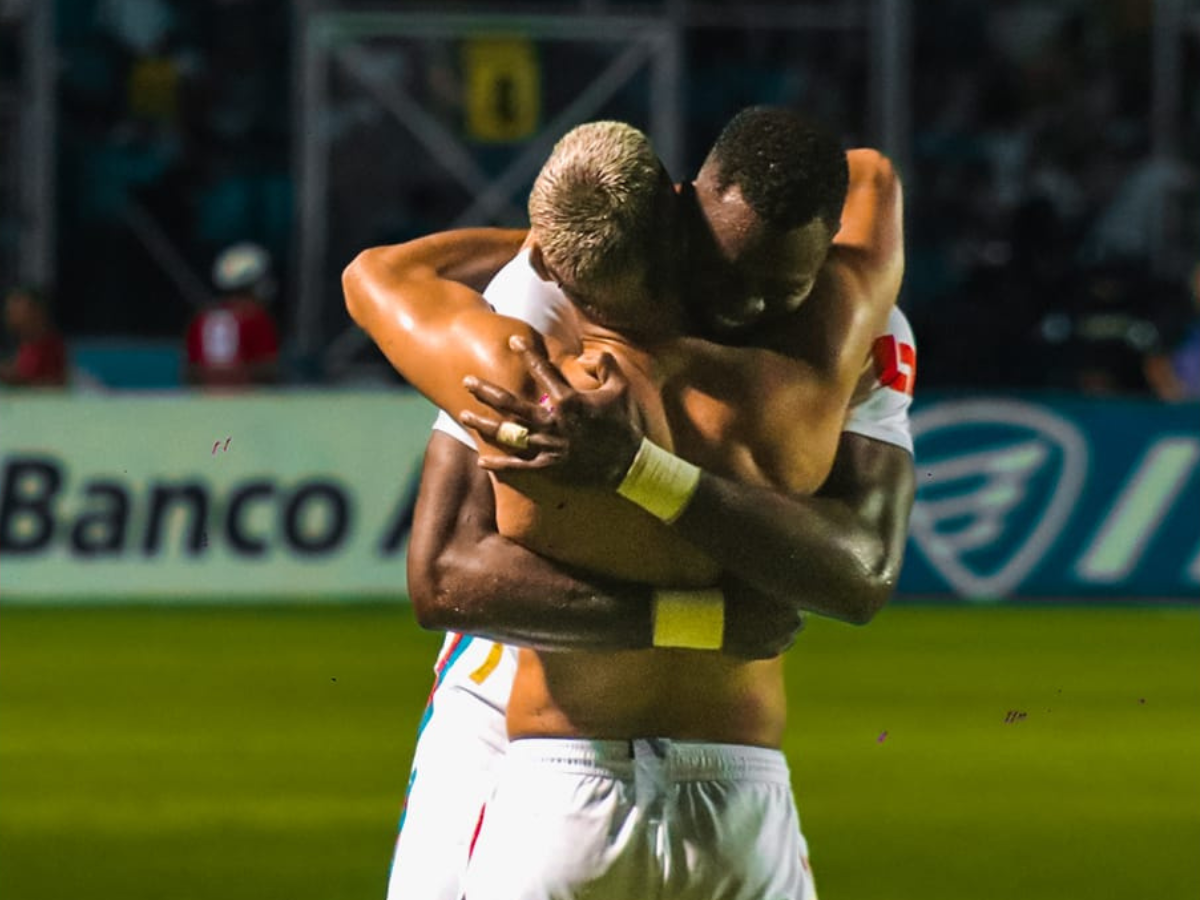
[
  {"x1": 1075, "y1": 437, "x2": 1200, "y2": 583},
  {"x1": 1188, "y1": 537, "x2": 1200, "y2": 585}
]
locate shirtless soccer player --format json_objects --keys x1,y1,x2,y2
[{"x1": 343, "y1": 110, "x2": 911, "y2": 899}]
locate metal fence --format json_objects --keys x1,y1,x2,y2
[{"x1": 1, "y1": 1, "x2": 1195, "y2": 368}]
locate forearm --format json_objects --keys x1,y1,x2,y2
[
  {"x1": 672, "y1": 479, "x2": 887, "y2": 624},
  {"x1": 409, "y1": 432, "x2": 652, "y2": 651},
  {"x1": 626, "y1": 433, "x2": 915, "y2": 624},
  {"x1": 417, "y1": 529, "x2": 655, "y2": 651},
  {"x1": 345, "y1": 228, "x2": 528, "y2": 300},
  {"x1": 343, "y1": 233, "x2": 485, "y2": 360},
  {"x1": 409, "y1": 433, "x2": 801, "y2": 657}
]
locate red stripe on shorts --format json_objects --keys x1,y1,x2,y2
[{"x1": 467, "y1": 803, "x2": 487, "y2": 860}]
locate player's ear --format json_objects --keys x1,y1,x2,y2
[{"x1": 527, "y1": 242, "x2": 555, "y2": 285}]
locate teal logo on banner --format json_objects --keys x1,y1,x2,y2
[{"x1": 902, "y1": 395, "x2": 1200, "y2": 601}]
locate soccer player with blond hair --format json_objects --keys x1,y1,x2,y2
[{"x1": 346, "y1": 109, "x2": 913, "y2": 899}]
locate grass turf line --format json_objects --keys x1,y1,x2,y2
[{"x1": 1, "y1": 603, "x2": 1197, "y2": 899}]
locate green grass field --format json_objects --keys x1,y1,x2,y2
[{"x1": 1, "y1": 602, "x2": 1197, "y2": 900}]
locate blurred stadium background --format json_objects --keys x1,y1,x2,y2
[{"x1": 1, "y1": 1, "x2": 1198, "y2": 898}]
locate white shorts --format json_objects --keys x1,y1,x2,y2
[
  {"x1": 462, "y1": 738, "x2": 818, "y2": 900},
  {"x1": 386, "y1": 638, "x2": 514, "y2": 900}
]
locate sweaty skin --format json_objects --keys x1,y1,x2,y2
[
  {"x1": 408, "y1": 429, "x2": 806, "y2": 660},
  {"x1": 343, "y1": 149, "x2": 904, "y2": 747}
]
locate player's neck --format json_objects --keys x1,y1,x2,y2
[{"x1": 577, "y1": 316, "x2": 680, "y2": 354}]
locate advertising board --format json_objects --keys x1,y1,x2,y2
[{"x1": 3, "y1": 391, "x2": 1197, "y2": 603}]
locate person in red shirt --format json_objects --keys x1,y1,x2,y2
[
  {"x1": 184, "y1": 242, "x2": 281, "y2": 388},
  {"x1": 0, "y1": 286, "x2": 69, "y2": 387}
]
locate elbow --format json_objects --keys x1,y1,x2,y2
[
  {"x1": 409, "y1": 583, "x2": 450, "y2": 633},
  {"x1": 840, "y1": 550, "x2": 902, "y2": 625},
  {"x1": 843, "y1": 575, "x2": 896, "y2": 626},
  {"x1": 857, "y1": 149, "x2": 903, "y2": 221},
  {"x1": 408, "y1": 546, "x2": 493, "y2": 634},
  {"x1": 411, "y1": 584, "x2": 473, "y2": 635},
  {"x1": 848, "y1": 148, "x2": 896, "y2": 183},
  {"x1": 407, "y1": 553, "x2": 462, "y2": 633},
  {"x1": 342, "y1": 255, "x2": 363, "y2": 323},
  {"x1": 406, "y1": 573, "x2": 442, "y2": 632},
  {"x1": 855, "y1": 148, "x2": 899, "y2": 190},
  {"x1": 341, "y1": 250, "x2": 376, "y2": 326},
  {"x1": 874, "y1": 151, "x2": 899, "y2": 190}
]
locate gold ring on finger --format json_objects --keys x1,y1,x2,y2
[{"x1": 496, "y1": 421, "x2": 531, "y2": 450}]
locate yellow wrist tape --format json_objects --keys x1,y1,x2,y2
[
  {"x1": 652, "y1": 588, "x2": 725, "y2": 650},
  {"x1": 616, "y1": 438, "x2": 700, "y2": 523}
]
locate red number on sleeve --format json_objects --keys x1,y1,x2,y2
[{"x1": 871, "y1": 335, "x2": 917, "y2": 396}]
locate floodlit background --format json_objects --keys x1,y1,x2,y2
[{"x1": 1, "y1": 1, "x2": 1198, "y2": 898}]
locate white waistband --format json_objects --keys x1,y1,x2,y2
[{"x1": 505, "y1": 738, "x2": 791, "y2": 785}]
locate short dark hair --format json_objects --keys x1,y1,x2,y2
[{"x1": 704, "y1": 106, "x2": 848, "y2": 232}]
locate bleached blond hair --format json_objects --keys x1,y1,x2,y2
[{"x1": 528, "y1": 121, "x2": 667, "y2": 309}]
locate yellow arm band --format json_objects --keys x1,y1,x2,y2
[
  {"x1": 616, "y1": 438, "x2": 701, "y2": 523},
  {"x1": 651, "y1": 588, "x2": 725, "y2": 651}
]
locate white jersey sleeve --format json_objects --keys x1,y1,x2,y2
[
  {"x1": 433, "y1": 250, "x2": 575, "y2": 446},
  {"x1": 842, "y1": 306, "x2": 917, "y2": 454}
]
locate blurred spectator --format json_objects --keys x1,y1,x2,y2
[
  {"x1": 184, "y1": 241, "x2": 279, "y2": 388},
  {"x1": 0, "y1": 286, "x2": 68, "y2": 387},
  {"x1": 1143, "y1": 263, "x2": 1200, "y2": 401},
  {"x1": 905, "y1": 1, "x2": 1200, "y2": 394},
  {"x1": 1085, "y1": 156, "x2": 1197, "y2": 265},
  {"x1": 1035, "y1": 259, "x2": 1197, "y2": 398},
  {"x1": 911, "y1": 196, "x2": 1075, "y2": 390}
]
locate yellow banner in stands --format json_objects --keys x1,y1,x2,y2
[{"x1": 463, "y1": 36, "x2": 541, "y2": 143}]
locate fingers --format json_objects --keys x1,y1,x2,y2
[
  {"x1": 460, "y1": 409, "x2": 567, "y2": 453},
  {"x1": 509, "y1": 335, "x2": 571, "y2": 404},
  {"x1": 464, "y1": 375, "x2": 541, "y2": 421},
  {"x1": 476, "y1": 450, "x2": 566, "y2": 472}
]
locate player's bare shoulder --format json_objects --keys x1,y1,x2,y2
[{"x1": 662, "y1": 337, "x2": 837, "y2": 493}]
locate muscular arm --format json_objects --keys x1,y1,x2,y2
[
  {"x1": 465, "y1": 341, "x2": 916, "y2": 626},
  {"x1": 347, "y1": 227, "x2": 529, "y2": 295},
  {"x1": 343, "y1": 228, "x2": 540, "y2": 420},
  {"x1": 667, "y1": 433, "x2": 914, "y2": 624},
  {"x1": 836, "y1": 149, "x2": 905, "y2": 266},
  {"x1": 708, "y1": 153, "x2": 907, "y2": 623},
  {"x1": 409, "y1": 432, "x2": 652, "y2": 649},
  {"x1": 408, "y1": 432, "x2": 803, "y2": 656}
]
